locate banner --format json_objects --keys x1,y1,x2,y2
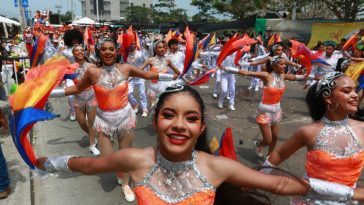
[
  {"x1": 22, "y1": 0, "x2": 28, "y2": 7},
  {"x1": 307, "y1": 21, "x2": 364, "y2": 48},
  {"x1": 14, "y1": 0, "x2": 18, "y2": 7}
]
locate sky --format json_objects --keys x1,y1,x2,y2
[{"x1": 0, "y1": 0, "x2": 199, "y2": 19}]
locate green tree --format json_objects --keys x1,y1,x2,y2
[
  {"x1": 152, "y1": 0, "x2": 188, "y2": 23},
  {"x1": 126, "y1": 6, "x2": 152, "y2": 24},
  {"x1": 320, "y1": 0, "x2": 364, "y2": 20},
  {"x1": 60, "y1": 11, "x2": 73, "y2": 23},
  {"x1": 191, "y1": 0, "x2": 264, "y2": 20}
]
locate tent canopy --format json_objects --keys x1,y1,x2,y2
[
  {"x1": 0, "y1": 16, "x2": 20, "y2": 26},
  {"x1": 72, "y1": 17, "x2": 95, "y2": 25}
]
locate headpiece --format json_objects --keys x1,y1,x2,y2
[
  {"x1": 271, "y1": 56, "x2": 282, "y2": 65},
  {"x1": 315, "y1": 71, "x2": 344, "y2": 97},
  {"x1": 340, "y1": 58, "x2": 351, "y2": 71},
  {"x1": 96, "y1": 37, "x2": 114, "y2": 49},
  {"x1": 272, "y1": 44, "x2": 280, "y2": 51}
]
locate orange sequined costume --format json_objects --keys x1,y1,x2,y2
[
  {"x1": 72, "y1": 62, "x2": 97, "y2": 111},
  {"x1": 256, "y1": 72, "x2": 285, "y2": 125},
  {"x1": 133, "y1": 151, "x2": 216, "y2": 205},
  {"x1": 148, "y1": 56, "x2": 173, "y2": 98},
  {"x1": 92, "y1": 64, "x2": 136, "y2": 140},
  {"x1": 291, "y1": 116, "x2": 364, "y2": 205}
]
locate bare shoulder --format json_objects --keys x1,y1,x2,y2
[
  {"x1": 349, "y1": 119, "x2": 364, "y2": 140},
  {"x1": 116, "y1": 147, "x2": 156, "y2": 169},
  {"x1": 294, "y1": 121, "x2": 323, "y2": 146}
]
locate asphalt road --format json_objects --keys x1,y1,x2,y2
[{"x1": 3, "y1": 75, "x2": 360, "y2": 205}]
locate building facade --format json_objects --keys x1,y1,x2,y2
[{"x1": 80, "y1": 0, "x2": 153, "y2": 21}]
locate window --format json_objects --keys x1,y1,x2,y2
[
  {"x1": 130, "y1": 3, "x2": 134, "y2": 6},
  {"x1": 143, "y1": 3, "x2": 145, "y2": 8}
]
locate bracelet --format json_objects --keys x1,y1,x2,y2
[
  {"x1": 44, "y1": 155, "x2": 77, "y2": 173},
  {"x1": 260, "y1": 157, "x2": 276, "y2": 174},
  {"x1": 224, "y1": 67, "x2": 240, "y2": 74},
  {"x1": 295, "y1": 75, "x2": 305, "y2": 80},
  {"x1": 50, "y1": 88, "x2": 66, "y2": 98},
  {"x1": 158, "y1": 73, "x2": 174, "y2": 81},
  {"x1": 308, "y1": 178, "x2": 354, "y2": 201}
]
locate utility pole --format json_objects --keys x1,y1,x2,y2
[
  {"x1": 18, "y1": 0, "x2": 27, "y2": 29},
  {"x1": 96, "y1": 0, "x2": 100, "y2": 22}
]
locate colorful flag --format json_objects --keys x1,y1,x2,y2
[
  {"x1": 182, "y1": 26, "x2": 198, "y2": 77},
  {"x1": 30, "y1": 34, "x2": 48, "y2": 68},
  {"x1": 165, "y1": 28, "x2": 173, "y2": 43},
  {"x1": 234, "y1": 45, "x2": 251, "y2": 66},
  {"x1": 188, "y1": 68, "x2": 216, "y2": 86},
  {"x1": 290, "y1": 40, "x2": 314, "y2": 75},
  {"x1": 10, "y1": 57, "x2": 69, "y2": 169},
  {"x1": 122, "y1": 26, "x2": 135, "y2": 62},
  {"x1": 209, "y1": 32, "x2": 217, "y2": 46},
  {"x1": 208, "y1": 127, "x2": 237, "y2": 160},
  {"x1": 342, "y1": 32, "x2": 359, "y2": 51},
  {"x1": 199, "y1": 34, "x2": 212, "y2": 51}
]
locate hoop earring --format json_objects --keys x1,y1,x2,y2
[{"x1": 327, "y1": 102, "x2": 339, "y2": 111}]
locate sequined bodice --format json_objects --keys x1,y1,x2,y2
[
  {"x1": 96, "y1": 64, "x2": 126, "y2": 89},
  {"x1": 313, "y1": 116, "x2": 362, "y2": 158},
  {"x1": 306, "y1": 116, "x2": 364, "y2": 187},
  {"x1": 269, "y1": 72, "x2": 285, "y2": 89},
  {"x1": 261, "y1": 72, "x2": 285, "y2": 104},
  {"x1": 127, "y1": 50, "x2": 145, "y2": 67},
  {"x1": 75, "y1": 62, "x2": 90, "y2": 81},
  {"x1": 151, "y1": 56, "x2": 168, "y2": 72},
  {"x1": 134, "y1": 151, "x2": 215, "y2": 204}
]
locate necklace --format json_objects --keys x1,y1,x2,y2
[{"x1": 321, "y1": 116, "x2": 349, "y2": 126}]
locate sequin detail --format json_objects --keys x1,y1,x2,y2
[
  {"x1": 97, "y1": 64, "x2": 127, "y2": 89},
  {"x1": 134, "y1": 151, "x2": 215, "y2": 204},
  {"x1": 314, "y1": 116, "x2": 363, "y2": 158}
]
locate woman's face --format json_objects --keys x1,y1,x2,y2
[
  {"x1": 99, "y1": 41, "x2": 117, "y2": 65},
  {"x1": 155, "y1": 42, "x2": 166, "y2": 56},
  {"x1": 325, "y1": 46, "x2": 335, "y2": 56},
  {"x1": 72, "y1": 45, "x2": 85, "y2": 61},
  {"x1": 154, "y1": 92, "x2": 206, "y2": 160},
  {"x1": 328, "y1": 76, "x2": 359, "y2": 114},
  {"x1": 273, "y1": 46, "x2": 283, "y2": 56},
  {"x1": 273, "y1": 59, "x2": 286, "y2": 74}
]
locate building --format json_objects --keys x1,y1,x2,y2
[{"x1": 79, "y1": 0, "x2": 153, "y2": 21}]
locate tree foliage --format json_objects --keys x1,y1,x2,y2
[
  {"x1": 60, "y1": 11, "x2": 73, "y2": 23},
  {"x1": 153, "y1": 0, "x2": 188, "y2": 23},
  {"x1": 126, "y1": 6, "x2": 152, "y2": 24}
]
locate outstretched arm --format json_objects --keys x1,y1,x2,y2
[
  {"x1": 166, "y1": 59, "x2": 181, "y2": 75},
  {"x1": 37, "y1": 148, "x2": 142, "y2": 174},
  {"x1": 65, "y1": 67, "x2": 96, "y2": 95}
]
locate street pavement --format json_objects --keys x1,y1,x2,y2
[{"x1": 2, "y1": 75, "x2": 363, "y2": 205}]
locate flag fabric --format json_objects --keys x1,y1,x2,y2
[
  {"x1": 182, "y1": 26, "x2": 198, "y2": 77},
  {"x1": 217, "y1": 34, "x2": 256, "y2": 66},
  {"x1": 290, "y1": 40, "x2": 315, "y2": 75},
  {"x1": 199, "y1": 34, "x2": 212, "y2": 51},
  {"x1": 234, "y1": 45, "x2": 251, "y2": 66},
  {"x1": 356, "y1": 69, "x2": 364, "y2": 91},
  {"x1": 208, "y1": 127, "x2": 237, "y2": 160},
  {"x1": 267, "y1": 33, "x2": 281, "y2": 47},
  {"x1": 345, "y1": 61, "x2": 364, "y2": 83},
  {"x1": 342, "y1": 32, "x2": 359, "y2": 51},
  {"x1": 188, "y1": 68, "x2": 216, "y2": 86},
  {"x1": 134, "y1": 31, "x2": 141, "y2": 50},
  {"x1": 10, "y1": 56, "x2": 69, "y2": 169},
  {"x1": 209, "y1": 32, "x2": 217, "y2": 46},
  {"x1": 165, "y1": 29, "x2": 173, "y2": 43},
  {"x1": 122, "y1": 26, "x2": 135, "y2": 62},
  {"x1": 30, "y1": 34, "x2": 48, "y2": 68},
  {"x1": 84, "y1": 27, "x2": 94, "y2": 49}
]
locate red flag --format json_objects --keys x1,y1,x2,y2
[
  {"x1": 342, "y1": 32, "x2": 358, "y2": 51},
  {"x1": 234, "y1": 45, "x2": 251, "y2": 66},
  {"x1": 122, "y1": 26, "x2": 135, "y2": 62},
  {"x1": 188, "y1": 69, "x2": 216, "y2": 86},
  {"x1": 183, "y1": 26, "x2": 197, "y2": 76},
  {"x1": 290, "y1": 40, "x2": 313, "y2": 75},
  {"x1": 219, "y1": 127, "x2": 237, "y2": 160}
]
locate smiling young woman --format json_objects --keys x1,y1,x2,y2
[
  {"x1": 42, "y1": 85, "x2": 364, "y2": 205},
  {"x1": 265, "y1": 72, "x2": 364, "y2": 204}
]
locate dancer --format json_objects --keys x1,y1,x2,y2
[
  {"x1": 61, "y1": 29, "x2": 84, "y2": 121},
  {"x1": 265, "y1": 72, "x2": 364, "y2": 204},
  {"x1": 51, "y1": 38, "x2": 176, "y2": 202},
  {"x1": 218, "y1": 52, "x2": 238, "y2": 111},
  {"x1": 233, "y1": 56, "x2": 304, "y2": 156},
  {"x1": 127, "y1": 41, "x2": 149, "y2": 117},
  {"x1": 38, "y1": 85, "x2": 364, "y2": 204},
  {"x1": 71, "y1": 44, "x2": 100, "y2": 156},
  {"x1": 139, "y1": 40, "x2": 181, "y2": 107}
]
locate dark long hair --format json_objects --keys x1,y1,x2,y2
[
  {"x1": 153, "y1": 85, "x2": 207, "y2": 150},
  {"x1": 306, "y1": 75, "x2": 344, "y2": 121}
]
